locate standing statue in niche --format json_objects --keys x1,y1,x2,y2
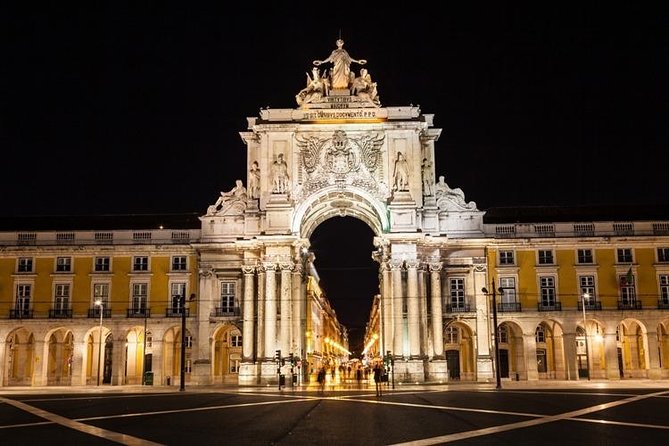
[
  {"x1": 313, "y1": 39, "x2": 366, "y2": 90},
  {"x1": 393, "y1": 152, "x2": 410, "y2": 191},
  {"x1": 248, "y1": 161, "x2": 260, "y2": 199},
  {"x1": 421, "y1": 158, "x2": 434, "y2": 196},
  {"x1": 272, "y1": 153, "x2": 290, "y2": 194}
]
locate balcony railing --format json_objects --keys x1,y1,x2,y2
[
  {"x1": 444, "y1": 303, "x2": 471, "y2": 313},
  {"x1": 166, "y1": 308, "x2": 190, "y2": 317},
  {"x1": 617, "y1": 300, "x2": 642, "y2": 310},
  {"x1": 537, "y1": 302, "x2": 562, "y2": 312},
  {"x1": 88, "y1": 308, "x2": 112, "y2": 318},
  {"x1": 577, "y1": 301, "x2": 602, "y2": 311},
  {"x1": 498, "y1": 302, "x2": 522, "y2": 312},
  {"x1": 9, "y1": 309, "x2": 33, "y2": 319},
  {"x1": 127, "y1": 308, "x2": 151, "y2": 318},
  {"x1": 212, "y1": 307, "x2": 240, "y2": 317},
  {"x1": 49, "y1": 309, "x2": 73, "y2": 319}
]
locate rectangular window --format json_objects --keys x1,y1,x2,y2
[
  {"x1": 499, "y1": 250, "x2": 514, "y2": 265},
  {"x1": 539, "y1": 276, "x2": 556, "y2": 307},
  {"x1": 499, "y1": 277, "x2": 517, "y2": 304},
  {"x1": 538, "y1": 250, "x2": 554, "y2": 265},
  {"x1": 658, "y1": 248, "x2": 669, "y2": 263},
  {"x1": 94, "y1": 256, "x2": 110, "y2": 272},
  {"x1": 56, "y1": 257, "x2": 72, "y2": 272},
  {"x1": 617, "y1": 248, "x2": 633, "y2": 264},
  {"x1": 620, "y1": 274, "x2": 636, "y2": 305},
  {"x1": 171, "y1": 282, "x2": 187, "y2": 311},
  {"x1": 449, "y1": 278, "x2": 465, "y2": 309},
  {"x1": 132, "y1": 283, "x2": 148, "y2": 314},
  {"x1": 220, "y1": 281, "x2": 236, "y2": 313},
  {"x1": 577, "y1": 249, "x2": 593, "y2": 264},
  {"x1": 133, "y1": 256, "x2": 149, "y2": 272},
  {"x1": 93, "y1": 283, "x2": 110, "y2": 307},
  {"x1": 172, "y1": 256, "x2": 187, "y2": 271},
  {"x1": 660, "y1": 275, "x2": 669, "y2": 306},
  {"x1": 16, "y1": 284, "x2": 31, "y2": 311},
  {"x1": 17, "y1": 257, "x2": 33, "y2": 273},
  {"x1": 54, "y1": 284, "x2": 70, "y2": 310},
  {"x1": 231, "y1": 334, "x2": 242, "y2": 347},
  {"x1": 579, "y1": 276, "x2": 596, "y2": 306}
]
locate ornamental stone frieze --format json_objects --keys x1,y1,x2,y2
[{"x1": 292, "y1": 130, "x2": 387, "y2": 202}]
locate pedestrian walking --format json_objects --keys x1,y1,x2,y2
[{"x1": 373, "y1": 363, "x2": 383, "y2": 396}]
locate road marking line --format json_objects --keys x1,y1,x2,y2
[
  {"x1": 0, "y1": 396, "x2": 163, "y2": 445},
  {"x1": 386, "y1": 390, "x2": 669, "y2": 445}
]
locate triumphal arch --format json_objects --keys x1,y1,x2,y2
[{"x1": 195, "y1": 39, "x2": 492, "y2": 385}]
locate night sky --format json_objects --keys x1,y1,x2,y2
[{"x1": 4, "y1": 4, "x2": 668, "y2": 353}]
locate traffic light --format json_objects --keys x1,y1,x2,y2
[{"x1": 275, "y1": 350, "x2": 281, "y2": 362}]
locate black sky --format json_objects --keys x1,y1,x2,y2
[{"x1": 4, "y1": 4, "x2": 669, "y2": 353}]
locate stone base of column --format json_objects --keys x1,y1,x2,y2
[
  {"x1": 238, "y1": 362, "x2": 260, "y2": 386},
  {"x1": 425, "y1": 360, "x2": 448, "y2": 383},
  {"x1": 476, "y1": 355, "x2": 494, "y2": 383},
  {"x1": 191, "y1": 359, "x2": 212, "y2": 386},
  {"x1": 260, "y1": 361, "x2": 282, "y2": 386},
  {"x1": 391, "y1": 359, "x2": 426, "y2": 383}
]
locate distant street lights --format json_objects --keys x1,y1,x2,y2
[
  {"x1": 94, "y1": 299, "x2": 104, "y2": 386},
  {"x1": 582, "y1": 292, "x2": 591, "y2": 381},
  {"x1": 482, "y1": 279, "x2": 502, "y2": 390}
]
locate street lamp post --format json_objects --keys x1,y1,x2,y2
[
  {"x1": 94, "y1": 299, "x2": 104, "y2": 386},
  {"x1": 482, "y1": 279, "x2": 502, "y2": 390},
  {"x1": 582, "y1": 292, "x2": 591, "y2": 381}
]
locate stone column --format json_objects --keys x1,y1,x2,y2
[
  {"x1": 292, "y1": 261, "x2": 303, "y2": 359},
  {"x1": 242, "y1": 265, "x2": 256, "y2": 362},
  {"x1": 32, "y1": 339, "x2": 47, "y2": 386},
  {"x1": 263, "y1": 262, "x2": 278, "y2": 357},
  {"x1": 406, "y1": 259, "x2": 420, "y2": 357},
  {"x1": 111, "y1": 332, "x2": 125, "y2": 386},
  {"x1": 430, "y1": 262, "x2": 444, "y2": 358},
  {"x1": 194, "y1": 267, "x2": 214, "y2": 385},
  {"x1": 604, "y1": 330, "x2": 621, "y2": 379},
  {"x1": 418, "y1": 264, "x2": 428, "y2": 356},
  {"x1": 256, "y1": 267, "x2": 265, "y2": 359},
  {"x1": 381, "y1": 261, "x2": 393, "y2": 356},
  {"x1": 524, "y1": 333, "x2": 538, "y2": 380},
  {"x1": 391, "y1": 259, "x2": 404, "y2": 357},
  {"x1": 67, "y1": 338, "x2": 83, "y2": 386},
  {"x1": 279, "y1": 261, "x2": 293, "y2": 354},
  {"x1": 646, "y1": 331, "x2": 662, "y2": 379},
  {"x1": 562, "y1": 332, "x2": 578, "y2": 380}
]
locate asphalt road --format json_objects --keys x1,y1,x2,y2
[{"x1": 1, "y1": 382, "x2": 669, "y2": 445}]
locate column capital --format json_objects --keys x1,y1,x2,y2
[
  {"x1": 279, "y1": 262, "x2": 295, "y2": 272},
  {"x1": 428, "y1": 262, "x2": 443, "y2": 272},
  {"x1": 261, "y1": 262, "x2": 278, "y2": 272},
  {"x1": 390, "y1": 259, "x2": 404, "y2": 270},
  {"x1": 198, "y1": 266, "x2": 214, "y2": 278},
  {"x1": 405, "y1": 259, "x2": 420, "y2": 270},
  {"x1": 242, "y1": 265, "x2": 256, "y2": 275}
]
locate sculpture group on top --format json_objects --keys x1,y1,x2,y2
[{"x1": 295, "y1": 39, "x2": 380, "y2": 107}]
